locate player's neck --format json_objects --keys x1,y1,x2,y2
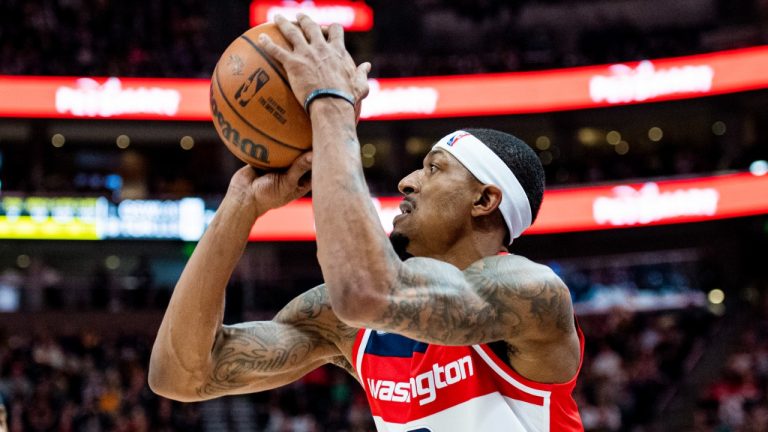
[{"x1": 420, "y1": 233, "x2": 506, "y2": 270}]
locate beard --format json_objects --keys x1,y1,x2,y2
[{"x1": 389, "y1": 232, "x2": 413, "y2": 261}]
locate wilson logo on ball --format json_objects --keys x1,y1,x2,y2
[
  {"x1": 235, "y1": 68, "x2": 270, "y2": 107},
  {"x1": 210, "y1": 96, "x2": 270, "y2": 163}
]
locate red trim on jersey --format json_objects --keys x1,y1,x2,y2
[
  {"x1": 477, "y1": 323, "x2": 586, "y2": 431},
  {"x1": 477, "y1": 323, "x2": 585, "y2": 392},
  {"x1": 352, "y1": 327, "x2": 366, "y2": 369}
]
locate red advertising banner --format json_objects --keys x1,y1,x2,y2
[
  {"x1": 362, "y1": 45, "x2": 768, "y2": 119},
  {"x1": 1, "y1": 46, "x2": 768, "y2": 121},
  {"x1": 248, "y1": 172, "x2": 768, "y2": 241},
  {"x1": 250, "y1": 0, "x2": 374, "y2": 31},
  {"x1": 0, "y1": 76, "x2": 211, "y2": 121}
]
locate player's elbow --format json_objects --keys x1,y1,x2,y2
[
  {"x1": 148, "y1": 347, "x2": 207, "y2": 402},
  {"x1": 327, "y1": 280, "x2": 387, "y2": 326},
  {"x1": 147, "y1": 363, "x2": 176, "y2": 400},
  {"x1": 148, "y1": 364, "x2": 205, "y2": 402}
]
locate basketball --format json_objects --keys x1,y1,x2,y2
[{"x1": 210, "y1": 23, "x2": 311, "y2": 170}]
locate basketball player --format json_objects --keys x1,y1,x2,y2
[{"x1": 149, "y1": 15, "x2": 584, "y2": 431}]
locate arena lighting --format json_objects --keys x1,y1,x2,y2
[
  {"x1": 2, "y1": 172, "x2": 768, "y2": 241},
  {"x1": 16, "y1": 254, "x2": 31, "y2": 268},
  {"x1": 250, "y1": 0, "x2": 374, "y2": 31},
  {"x1": 2, "y1": 46, "x2": 768, "y2": 120},
  {"x1": 708, "y1": 289, "x2": 725, "y2": 305},
  {"x1": 750, "y1": 160, "x2": 768, "y2": 176},
  {"x1": 51, "y1": 133, "x2": 65, "y2": 148},
  {"x1": 0, "y1": 197, "x2": 106, "y2": 240},
  {"x1": 246, "y1": 171, "x2": 768, "y2": 241},
  {"x1": 0, "y1": 197, "x2": 204, "y2": 240}
]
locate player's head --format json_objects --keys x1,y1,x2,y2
[{"x1": 391, "y1": 128, "x2": 544, "y2": 259}]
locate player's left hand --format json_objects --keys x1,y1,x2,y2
[
  {"x1": 258, "y1": 14, "x2": 370, "y2": 116},
  {"x1": 227, "y1": 151, "x2": 314, "y2": 215}
]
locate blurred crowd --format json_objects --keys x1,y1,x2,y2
[
  {"x1": 0, "y1": 0, "x2": 214, "y2": 78},
  {"x1": 558, "y1": 260, "x2": 698, "y2": 306},
  {"x1": 0, "y1": 329, "x2": 375, "y2": 431},
  {"x1": 372, "y1": 0, "x2": 711, "y2": 77},
  {"x1": 3, "y1": 0, "x2": 768, "y2": 79},
  {"x1": 0, "y1": 256, "x2": 160, "y2": 313},
  {"x1": 696, "y1": 296, "x2": 768, "y2": 432},
  {"x1": 576, "y1": 308, "x2": 714, "y2": 431},
  {"x1": 362, "y1": 0, "x2": 768, "y2": 77},
  {"x1": 0, "y1": 254, "x2": 713, "y2": 314},
  {"x1": 0, "y1": 307, "x2": 716, "y2": 431}
]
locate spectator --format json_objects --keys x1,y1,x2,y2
[{"x1": 699, "y1": 299, "x2": 768, "y2": 431}]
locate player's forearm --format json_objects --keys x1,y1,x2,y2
[
  {"x1": 149, "y1": 191, "x2": 262, "y2": 398},
  {"x1": 309, "y1": 100, "x2": 400, "y2": 316}
]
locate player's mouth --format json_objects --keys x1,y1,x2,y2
[
  {"x1": 393, "y1": 199, "x2": 415, "y2": 225},
  {"x1": 399, "y1": 200, "x2": 415, "y2": 215}
]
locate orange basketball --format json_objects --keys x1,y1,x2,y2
[{"x1": 210, "y1": 23, "x2": 311, "y2": 170}]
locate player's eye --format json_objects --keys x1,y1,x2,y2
[{"x1": 429, "y1": 164, "x2": 438, "y2": 173}]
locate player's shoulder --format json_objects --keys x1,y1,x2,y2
[
  {"x1": 474, "y1": 252, "x2": 557, "y2": 276},
  {"x1": 464, "y1": 254, "x2": 568, "y2": 300}
]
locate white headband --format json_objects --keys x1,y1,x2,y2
[{"x1": 433, "y1": 131, "x2": 532, "y2": 243}]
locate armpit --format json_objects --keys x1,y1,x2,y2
[{"x1": 329, "y1": 355, "x2": 360, "y2": 383}]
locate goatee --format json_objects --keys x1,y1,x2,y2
[{"x1": 389, "y1": 232, "x2": 413, "y2": 260}]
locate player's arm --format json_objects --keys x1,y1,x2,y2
[
  {"x1": 148, "y1": 154, "x2": 356, "y2": 402},
  {"x1": 258, "y1": 17, "x2": 576, "y2": 362},
  {"x1": 340, "y1": 255, "x2": 579, "y2": 384},
  {"x1": 194, "y1": 284, "x2": 359, "y2": 399},
  {"x1": 338, "y1": 254, "x2": 574, "y2": 345},
  {"x1": 151, "y1": 284, "x2": 358, "y2": 402}
]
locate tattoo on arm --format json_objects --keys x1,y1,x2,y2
[
  {"x1": 196, "y1": 285, "x2": 359, "y2": 398},
  {"x1": 276, "y1": 284, "x2": 360, "y2": 345},
  {"x1": 371, "y1": 255, "x2": 573, "y2": 346},
  {"x1": 197, "y1": 321, "x2": 319, "y2": 397}
]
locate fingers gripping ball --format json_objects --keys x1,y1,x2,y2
[{"x1": 211, "y1": 23, "x2": 311, "y2": 170}]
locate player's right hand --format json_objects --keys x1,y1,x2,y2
[{"x1": 227, "y1": 152, "x2": 313, "y2": 215}]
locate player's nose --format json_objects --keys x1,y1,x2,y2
[{"x1": 398, "y1": 170, "x2": 421, "y2": 195}]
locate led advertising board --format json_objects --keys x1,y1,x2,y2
[
  {"x1": 1, "y1": 46, "x2": 767, "y2": 120},
  {"x1": 2, "y1": 172, "x2": 766, "y2": 241}
]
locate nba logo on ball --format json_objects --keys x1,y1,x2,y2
[
  {"x1": 235, "y1": 68, "x2": 270, "y2": 108},
  {"x1": 210, "y1": 23, "x2": 312, "y2": 170}
]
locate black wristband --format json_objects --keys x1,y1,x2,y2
[{"x1": 303, "y1": 88, "x2": 355, "y2": 113}]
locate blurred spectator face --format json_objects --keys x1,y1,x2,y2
[{"x1": 0, "y1": 402, "x2": 7, "y2": 432}]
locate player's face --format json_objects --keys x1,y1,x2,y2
[{"x1": 391, "y1": 149, "x2": 480, "y2": 257}]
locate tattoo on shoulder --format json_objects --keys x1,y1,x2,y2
[
  {"x1": 373, "y1": 255, "x2": 573, "y2": 345},
  {"x1": 374, "y1": 258, "x2": 500, "y2": 344},
  {"x1": 467, "y1": 256, "x2": 574, "y2": 335}
]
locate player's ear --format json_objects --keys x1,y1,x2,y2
[{"x1": 471, "y1": 184, "x2": 502, "y2": 217}]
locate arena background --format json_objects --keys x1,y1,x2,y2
[{"x1": 1, "y1": 0, "x2": 768, "y2": 430}]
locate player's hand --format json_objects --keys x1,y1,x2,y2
[
  {"x1": 257, "y1": 14, "x2": 370, "y2": 114},
  {"x1": 227, "y1": 152, "x2": 313, "y2": 215}
]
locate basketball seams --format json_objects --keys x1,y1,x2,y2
[
  {"x1": 213, "y1": 64, "x2": 306, "y2": 152},
  {"x1": 239, "y1": 35, "x2": 292, "y2": 88},
  {"x1": 211, "y1": 70, "x2": 267, "y2": 168}
]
